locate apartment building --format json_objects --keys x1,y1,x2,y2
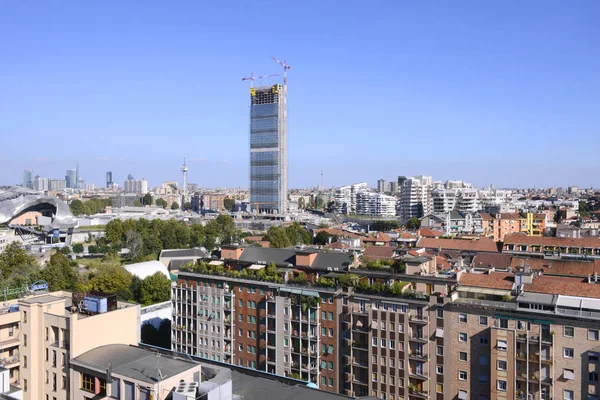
[
  {"x1": 398, "y1": 176, "x2": 432, "y2": 221},
  {"x1": 0, "y1": 302, "x2": 21, "y2": 385},
  {"x1": 18, "y1": 291, "x2": 140, "y2": 400},
  {"x1": 446, "y1": 269, "x2": 600, "y2": 400},
  {"x1": 504, "y1": 233, "x2": 600, "y2": 257},
  {"x1": 356, "y1": 192, "x2": 397, "y2": 216}
]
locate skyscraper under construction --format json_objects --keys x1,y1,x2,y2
[{"x1": 249, "y1": 83, "x2": 288, "y2": 214}]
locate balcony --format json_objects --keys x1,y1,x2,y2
[
  {"x1": 409, "y1": 352, "x2": 428, "y2": 361},
  {"x1": 409, "y1": 371, "x2": 428, "y2": 380},
  {"x1": 224, "y1": 318, "x2": 232, "y2": 326},
  {"x1": 0, "y1": 354, "x2": 19, "y2": 368},
  {"x1": 409, "y1": 335, "x2": 428, "y2": 344},
  {"x1": 408, "y1": 314, "x2": 429, "y2": 324},
  {"x1": 351, "y1": 341, "x2": 368, "y2": 350},
  {"x1": 408, "y1": 388, "x2": 428, "y2": 399},
  {"x1": 351, "y1": 306, "x2": 368, "y2": 315},
  {"x1": 224, "y1": 303, "x2": 232, "y2": 311},
  {"x1": 352, "y1": 358, "x2": 368, "y2": 368}
]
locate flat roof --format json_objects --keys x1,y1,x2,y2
[
  {"x1": 20, "y1": 294, "x2": 68, "y2": 304},
  {"x1": 71, "y1": 344, "x2": 198, "y2": 384}
]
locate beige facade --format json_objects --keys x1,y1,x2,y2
[
  {"x1": 0, "y1": 304, "x2": 21, "y2": 384},
  {"x1": 18, "y1": 292, "x2": 140, "y2": 400}
]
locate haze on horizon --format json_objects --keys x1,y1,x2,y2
[{"x1": 1, "y1": 1, "x2": 599, "y2": 190}]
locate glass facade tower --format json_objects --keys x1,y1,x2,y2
[{"x1": 249, "y1": 84, "x2": 287, "y2": 214}]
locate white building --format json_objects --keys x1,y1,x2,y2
[
  {"x1": 124, "y1": 178, "x2": 148, "y2": 194},
  {"x1": 398, "y1": 175, "x2": 431, "y2": 221},
  {"x1": 431, "y1": 188, "x2": 458, "y2": 213},
  {"x1": 33, "y1": 176, "x2": 49, "y2": 192},
  {"x1": 356, "y1": 191, "x2": 397, "y2": 216},
  {"x1": 332, "y1": 182, "x2": 367, "y2": 214},
  {"x1": 48, "y1": 179, "x2": 66, "y2": 191}
]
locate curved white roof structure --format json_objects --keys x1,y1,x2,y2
[
  {"x1": 0, "y1": 186, "x2": 76, "y2": 226},
  {"x1": 124, "y1": 260, "x2": 170, "y2": 280}
]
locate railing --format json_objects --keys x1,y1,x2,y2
[
  {"x1": 0, "y1": 354, "x2": 19, "y2": 366},
  {"x1": 409, "y1": 352, "x2": 428, "y2": 361},
  {"x1": 408, "y1": 314, "x2": 429, "y2": 323},
  {"x1": 408, "y1": 388, "x2": 428, "y2": 397}
]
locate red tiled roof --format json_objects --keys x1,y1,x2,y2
[
  {"x1": 471, "y1": 253, "x2": 513, "y2": 269},
  {"x1": 364, "y1": 246, "x2": 395, "y2": 260},
  {"x1": 327, "y1": 241, "x2": 349, "y2": 250},
  {"x1": 458, "y1": 272, "x2": 514, "y2": 290},
  {"x1": 504, "y1": 233, "x2": 600, "y2": 248},
  {"x1": 362, "y1": 232, "x2": 392, "y2": 243},
  {"x1": 417, "y1": 237, "x2": 499, "y2": 253},
  {"x1": 500, "y1": 213, "x2": 521, "y2": 220},
  {"x1": 526, "y1": 275, "x2": 600, "y2": 298},
  {"x1": 510, "y1": 257, "x2": 600, "y2": 277},
  {"x1": 419, "y1": 227, "x2": 443, "y2": 238},
  {"x1": 479, "y1": 212, "x2": 493, "y2": 221}
]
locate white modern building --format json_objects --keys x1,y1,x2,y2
[
  {"x1": 398, "y1": 175, "x2": 431, "y2": 221},
  {"x1": 124, "y1": 179, "x2": 148, "y2": 194},
  {"x1": 356, "y1": 191, "x2": 397, "y2": 216},
  {"x1": 332, "y1": 182, "x2": 367, "y2": 214},
  {"x1": 33, "y1": 176, "x2": 49, "y2": 192}
]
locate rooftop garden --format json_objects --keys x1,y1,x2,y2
[
  {"x1": 180, "y1": 260, "x2": 285, "y2": 284},
  {"x1": 360, "y1": 257, "x2": 406, "y2": 272}
]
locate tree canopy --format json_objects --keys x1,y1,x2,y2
[
  {"x1": 155, "y1": 198, "x2": 168, "y2": 209},
  {"x1": 69, "y1": 198, "x2": 112, "y2": 216},
  {"x1": 263, "y1": 223, "x2": 312, "y2": 248},
  {"x1": 139, "y1": 272, "x2": 171, "y2": 306},
  {"x1": 0, "y1": 242, "x2": 37, "y2": 279},
  {"x1": 171, "y1": 202, "x2": 180, "y2": 210},
  {"x1": 405, "y1": 217, "x2": 421, "y2": 230},
  {"x1": 223, "y1": 198, "x2": 235, "y2": 211}
]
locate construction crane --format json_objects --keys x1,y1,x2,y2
[{"x1": 270, "y1": 56, "x2": 291, "y2": 85}]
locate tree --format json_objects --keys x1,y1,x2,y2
[
  {"x1": 285, "y1": 223, "x2": 312, "y2": 245},
  {"x1": 142, "y1": 193, "x2": 153, "y2": 206},
  {"x1": 315, "y1": 231, "x2": 332, "y2": 245},
  {"x1": 89, "y1": 264, "x2": 133, "y2": 299},
  {"x1": 223, "y1": 198, "x2": 235, "y2": 211},
  {"x1": 171, "y1": 202, "x2": 180, "y2": 210},
  {"x1": 183, "y1": 202, "x2": 191, "y2": 211},
  {"x1": 69, "y1": 199, "x2": 87, "y2": 216},
  {"x1": 139, "y1": 272, "x2": 172, "y2": 306},
  {"x1": 189, "y1": 224, "x2": 205, "y2": 248},
  {"x1": 41, "y1": 253, "x2": 78, "y2": 291},
  {"x1": 263, "y1": 226, "x2": 291, "y2": 248},
  {"x1": 213, "y1": 214, "x2": 236, "y2": 244},
  {"x1": 72, "y1": 243, "x2": 84, "y2": 253},
  {"x1": 126, "y1": 230, "x2": 144, "y2": 260},
  {"x1": 405, "y1": 217, "x2": 421, "y2": 230},
  {"x1": 57, "y1": 246, "x2": 71, "y2": 255},
  {"x1": 134, "y1": 200, "x2": 142, "y2": 207},
  {"x1": 155, "y1": 198, "x2": 167, "y2": 209},
  {"x1": 105, "y1": 219, "x2": 124, "y2": 244},
  {"x1": 298, "y1": 197, "x2": 305, "y2": 209},
  {"x1": 0, "y1": 242, "x2": 37, "y2": 279}
]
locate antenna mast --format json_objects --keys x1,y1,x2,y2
[{"x1": 181, "y1": 155, "x2": 188, "y2": 211}]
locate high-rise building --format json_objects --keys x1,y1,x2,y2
[
  {"x1": 33, "y1": 176, "x2": 49, "y2": 192},
  {"x1": 123, "y1": 178, "x2": 148, "y2": 194},
  {"x1": 22, "y1": 170, "x2": 33, "y2": 189},
  {"x1": 249, "y1": 84, "x2": 288, "y2": 214},
  {"x1": 65, "y1": 169, "x2": 77, "y2": 189},
  {"x1": 398, "y1": 175, "x2": 432, "y2": 221},
  {"x1": 377, "y1": 179, "x2": 386, "y2": 193},
  {"x1": 106, "y1": 171, "x2": 113, "y2": 188},
  {"x1": 48, "y1": 179, "x2": 66, "y2": 191}
]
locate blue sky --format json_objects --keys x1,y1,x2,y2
[{"x1": 1, "y1": 1, "x2": 599, "y2": 189}]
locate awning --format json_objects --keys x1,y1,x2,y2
[
  {"x1": 328, "y1": 345, "x2": 334, "y2": 354},
  {"x1": 458, "y1": 390, "x2": 468, "y2": 400},
  {"x1": 436, "y1": 328, "x2": 444, "y2": 338},
  {"x1": 497, "y1": 340, "x2": 507, "y2": 350},
  {"x1": 564, "y1": 369, "x2": 574, "y2": 380},
  {"x1": 371, "y1": 320, "x2": 378, "y2": 329},
  {"x1": 248, "y1": 264, "x2": 265, "y2": 270},
  {"x1": 457, "y1": 286, "x2": 511, "y2": 296}
]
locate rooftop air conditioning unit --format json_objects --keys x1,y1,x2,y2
[{"x1": 173, "y1": 382, "x2": 198, "y2": 400}]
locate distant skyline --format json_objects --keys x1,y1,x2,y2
[{"x1": 1, "y1": 1, "x2": 599, "y2": 189}]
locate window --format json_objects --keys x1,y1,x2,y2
[
  {"x1": 8, "y1": 326, "x2": 13, "y2": 337},
  {"x1": 284, "y1": 355, "x2": 289, "y2": 363},
  {"x1": 390, "y1": 358, "x2": 395, "y2": 367},
  {"x1": 45, "y1": 327, "x2": 49, "y2": 340},
  {"x1": 497, "y1": 340, "x2": 507, "y2": 351},
  {"x1": 499, "y1": 319, "x2": 508, "y2": 328},
  {"x1": 459, "y1": 371, "x2": 467, "y2": 381},
  {"x1": 381, "y1": 321, "x2": 386, "y2": 330},
  {"x1": 110, "y1": 378, "x2": 120, "y2": 399},
  {"x1": 284, "y1": 339, "x2": 289, "y2": 347},
  {"x1": 321, "y1": 377, "x2": 326, "y2": 386},
  {"x1": 459, "y1": 333, "x2": 467, "y2": 342},
  {"x1": 329, "y1": 328, "x2": 333, "y2": 336},
  {"x1": 399, "y1": 377, "x2": 404, "y2": 387},
  {"x1": 398, "y1": 324, "x2": 404, "y2": 333},
  {"x1": 322, "y1": 327, "x2": 326, "y2": 335},
  {"x1": 497, "y1": 360, "x2": 507, "y2": 371},
  {"x1": 563, "y1": 390, "x2": 574, "y2": 400},
  {"x1": 437, "y1": 309, "x2": 444, "y2": 319},
  {"x1": 459, "y1": 351, "x2": 467, "y2": 362},
  {"x1": 459, "y1": 313, "x2": 467, "y2": 323},
  {"x1": 436, "y1": 346, "x2": 443, "y2": 356},
  {"x1": 61, "y1": 375, "x2": 66, "y2": 389},
  {"x1": 328, "y1": 362, "x2": 333, "y2": 370},
  {"x1": 23, "y1": 356, "x2": 27, "y2": 368},
  {"x1": 372, "y1": 373, "x2": 377, "y2": 382},
  {"x1": 390, "y1": 322, "x2": 395, "y2": 331},
  {"x1": 436, "y1": 383, "x2": 443, "y2": 393},
  {"x1": 239, "y1": 299, "x2": 243, "y2": 307},
  {"x1": 480, "y1": 336, "x2": 489, "y2": 345},
  {"x1": 381, "y1": 357, "x2": 386, "y2": 366},
  {"x1": 381, "y1": 338, "x2": 386, "y2": 348},
  {"x1": 436, "y1": 365, "x2": 443, "y2": 375},
  {"x1": 23, "y1": 311, "x2": 27, "y2": 323},
  {"x1": 328, "y1": 378, "x2": 333, "y2": 386},
  {"x1": 399, "y1": 360, "x2": 404, "y2": 370},
  {"x1": 372, "y1": 337, "x2": 377, "y2": 346},
  {"x1": 46, "y1": 348, "x2": 49, "y2": 361},
  {"x1": 23, "y1": 334, "x2": 27, "y2": 347},
  {"x1": 479, "y1": 316, "x2": 488, "y2": 326},
  {"x1": 459, "y1": 390, "x2": 468, "y2": 400},
  {"x1": 590, "y1": 371, "x2": 599, "y2": 382},
  {"x1": 564, "y1": 326, "x2": 574, "y2": 337},
  {"x1": 390, "y1": 339, "x2": 396, "y2": 349},
  {"x1": 81, "y1": 373, "x2": 94, "y2": 392},
  {"x1": 23, "y1": 379, "x2": 27, "y2": 392},
  {"x1": 589, "y1": 329, "x2": 599, "y2": 341},
  {"x1": 564, "y1": 347, "x2": 574, "y2": 358},
  {"x1": 479, "y1": 375, "x2": 489, "y2": 385},
  {"x1": 497, "y1": 380, "x2": 507, "y2": 391},
  {"x1": 372, "y1": 355, "x2": 378, "y2": 363},
  {"x1": 328, "y1": 312, "x2": 333, "y2": 320}
]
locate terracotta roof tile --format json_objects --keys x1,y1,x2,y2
[
  {"x1": 525, "y1": 275, "x2": 600, "y2": 298},
  {"x1": 510, "y1": 257, "x2": 600, "y2": 277},
  {"x1": 417, "y1": 237, "x2": 499, "y2": 253},
  {"x1": 504, "y1": 233, "x2": 600, "y2": 248},
  {"x1": 364, "y1": 246, "x2": 395, "y2": 260},
  {"x1": 419, "y1": 227, "x2": 443, "y2": 238},
  {"x1": 471, "y1": 253, "x2": 513, "y2": 269},
  {"x1": 458, "y1": 272, "x2": 514, "y2": 290}
]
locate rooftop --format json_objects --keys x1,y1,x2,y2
[
  {"x1": 510, "y1": 257, "x2": 600, "y2": 277},
  {"x1": 471, "y1": 253, "x2": 513, "y2": 269},
  {"x1": 458, "y1": 271, "x2": 514, "y2": 290},
  {"x1": 159, "y1": 248, "x2": 209, "y2": 259},
  {"x1": 71, "y1": 344, "x2": 198, "y2": 384},
  {"x1": 417, "y1": 237, "x2": 499, "y2": 253},
  {"x1": 504, "y1": 233, "x2": 600, "y2": 248},
  {"x1": 363, "y1": 246, "x2": 395, "y2": 260},
  {"x1": 525, "y1": 275, "x2": 600, "y2": 299}
]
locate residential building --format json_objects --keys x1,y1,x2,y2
[
  {"x1": 377, "y1": 179, "x2": 386, "y2": 193},
  {"x1": 356, "y1": 192, "x2": 397, "y2": 216},
  {"x1": 106, "y1": 171, "x2": 113, "y2": 188},
  {"x1": 22, "y1": 170, "x2": 33, "y2": 190},
  {"x1": 333, "y1": 183, "x2": 368, "y2": 214},
  {"x1": 389, "y1": 181, "x2": 398, "y2": 194},
  {"x1": 249, "y1": 84, "x2": 288, "y2": 214},
  {"x1": 398, "y1": 176, "x2": 432, "y2": 221},
  {"x1": 503, "y1": 233, "x2": 600, "y2": 257},
  {"x1": 65, "y1": 169, "x2": 77, "y2": 189},
  {"x1": 18, "y1": 291, "x2": 140, "y2": 400},
  {"x1": 123, "y1": 178, "x2": 148, "y2": 195},
  {"x1": 33, "y1": 176, "x2": 48, "y2": 192}
]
